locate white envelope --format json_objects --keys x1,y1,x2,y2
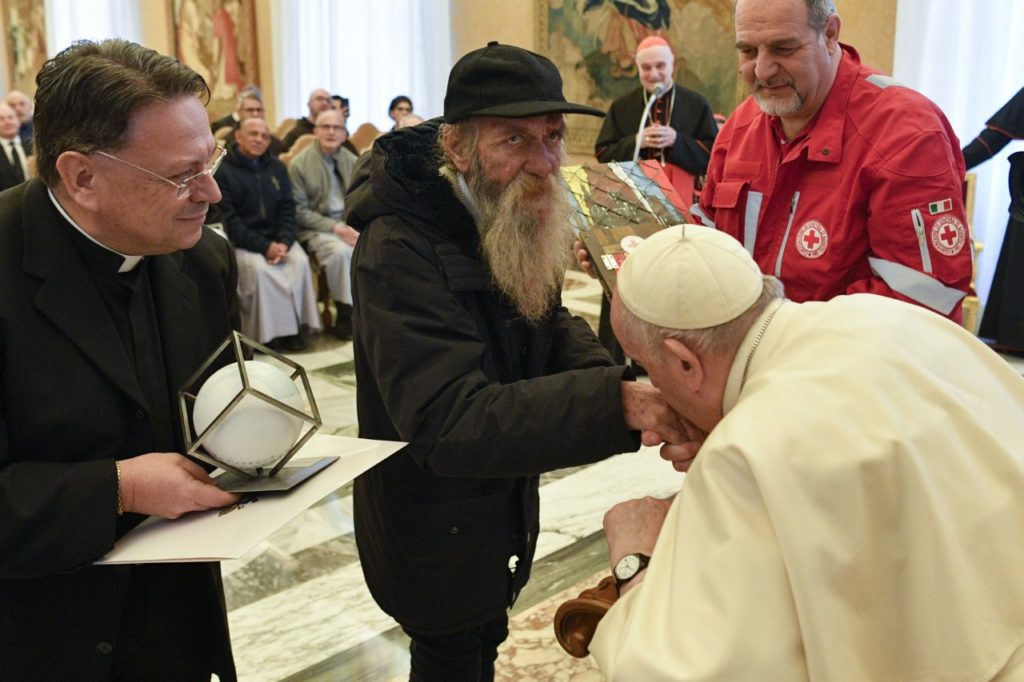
[{"x1": 96, "y1": 433, "x2": 404, "y2": 564}]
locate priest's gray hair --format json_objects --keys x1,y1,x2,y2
[{"x1": 617, "y1": 275, "x2": 785, "y2": 358}]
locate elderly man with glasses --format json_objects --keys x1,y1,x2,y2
[
  {"x1": 0, "y1": 39, "x2": 241, "y2": 680},
  {"x1": 210, "y1": 89, "x2": 287, "y2": 156},
  {"x1": 288, "y1": 109, "x2": 360, "y2": 340},
  {"x1": 282, "y1": 87, "x2": 333, "y2": 151}
]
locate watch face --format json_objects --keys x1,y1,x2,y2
[{"x1": 615, "y1": 554, "x2": 641, "y2": 580}]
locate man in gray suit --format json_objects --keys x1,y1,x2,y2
[{"x1": 288, "y1": 108, "x2": 359, "y2": 339}]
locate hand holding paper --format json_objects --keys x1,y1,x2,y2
[{"x1": 119, "y1": 452, "x2": 239, "y2": 519}]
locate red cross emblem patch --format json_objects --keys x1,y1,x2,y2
[
  {"x1": 930, "y1": 215, "x2": 966, "y2": 256},
  {"x1": 795, "y1": 221, "x2": 828, "y2": 259}
]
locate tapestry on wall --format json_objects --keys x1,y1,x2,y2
[
  {"x1": 3, "y1": 0, "x2": 45, "y2": 95},
  {"x1": 537, "y1": 0, "x2": 744, "y2": 155},
  {"x1": 173, "y1": 0, "x2": 260, "y2": 121}
]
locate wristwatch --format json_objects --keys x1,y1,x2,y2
[{"x1": 613, "y1": 552, "x2": 650, "y2": 590}]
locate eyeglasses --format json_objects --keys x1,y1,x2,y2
[
  {"x1": 316, "y1": 124, "x2": 345, "y2": 132},
  {"x1": 96, "y1": 145, "x2": 226, "y2": 199}
]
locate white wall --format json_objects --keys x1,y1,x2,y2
[{"x1": 894, "y1": 0, "x2": 1024, "y2": 304}]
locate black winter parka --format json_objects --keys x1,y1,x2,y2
[{"x1": 345, "y1": 120, "x2": 640, "y2": 635}]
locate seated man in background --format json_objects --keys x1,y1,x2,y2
[
  {"x1": 590, "y1": 225, "x2": 1024, "y2": 680},
  {"x1": 215, "y1": 118, "x2": 320, "y2": 351},
  {"x1": 210, "y1": 89, "x2": 285, "y2": 155},
  {"x1": 282, "y1": 87, "x2": 332, "y2": 151},
  {"x1": 387, "y1": 95, "x2": 413, "y2": 131},
  {"x1": 5, "y1": 89, "x2": 33, "y2": 151},
  {"x1": 0, "y1": 103, "x2": 29, "y2": 191},
  {"x1": 210, "y1": 88, "x2": 257, "y2": 132},
  {"x1": 288, "y1": 109, "x2": 360, "y2": 339},
  {"x1": 691, "y1": 0, "x2": 972, "y2": 321},
  {"x1": 331, "y1": 94, "x2": 349, "y2": 116},
  {"x1": 595, "y1": 36, "x2": 718, "y2": 197},
  {"x1": 329, "y1": 94, "x2": 360, "y2": 155}
]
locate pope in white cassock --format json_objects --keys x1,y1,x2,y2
[{"x1": 590, "y1": 225, "x2": 1024, "y2": 680}]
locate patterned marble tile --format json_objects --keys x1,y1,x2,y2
[
  {"x1": 225, "y1": 447, "x2": 682, "y2": 680},
  {"x1": 496, "y1": 570, "x2": 609, "y2": 681}
]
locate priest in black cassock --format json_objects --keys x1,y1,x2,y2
[
  {"x1": 0, "y1": 39, "x2": 240, "y2": 680},
  {"x1": 963, "y1": 87, "x2": 1024, "y2": 351}
]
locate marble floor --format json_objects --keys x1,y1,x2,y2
[{"x1": 223, "y1": 271, "x2": 679, "y2": 681}]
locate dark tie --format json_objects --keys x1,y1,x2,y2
[
  {"x1": 331, "y1": 156, "x2": 344, "y2": 184},
  {"x1": 8, "y1": 141, "x2": 24, "y2": 182}
]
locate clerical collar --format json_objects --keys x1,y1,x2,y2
[{"x1": 47, "y1": 188, "x2": 143, "y2": 272}]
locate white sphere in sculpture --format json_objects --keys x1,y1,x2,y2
[{"x1": 193, "y1": 361, "x2": 305, "y2": 469}]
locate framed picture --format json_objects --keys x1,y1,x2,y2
[
  {"x1": 537, "y1": 0, "x2": 744, "y2": 155},
  {"x1": 172, "y1": 0, "x2": 260, "y2": 121},
  {"x1": 3, "y1": 0, "x2": 46, "y2": 94}
]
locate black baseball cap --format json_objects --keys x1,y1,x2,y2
[{"x1": 444, "y1": 41, "x2": 605, "y2": 123}]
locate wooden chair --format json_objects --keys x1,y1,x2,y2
[
  {"x1": 274, "y1": 117, "x2": 297, "y2": 139},
  {"x1": 303, "y1": 246, "x2": 334, "y2": 329},
  {"x1": 213, "y1": 125, "x2": 235, "y2": 143},
  {"x1": 278, "y1": 133, "x2": 316, "y2": 167},
  {"x1": 349, "y1": 122, "x2": 381, "y2": 155}
]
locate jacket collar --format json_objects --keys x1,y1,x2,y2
[
  {"x1": 22, "y1": 179, "x2": 200, "y2": 405},
  {"x1": 349, "y1": 119, "x2": 479, "y2": 247},
  {"x1": 773, "y1": 43, "x2": 862, "y2": 165}
]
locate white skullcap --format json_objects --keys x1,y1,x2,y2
[{"x1": 617, "y1": 224, "x2": 764, "y2": 329}]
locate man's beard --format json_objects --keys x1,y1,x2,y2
[
  {"x1": 753, "y1": 78, "x2": 805, "y2": 117},
  {"x1": 468, "y1": 156, "x2": 574, "y2": 325}
]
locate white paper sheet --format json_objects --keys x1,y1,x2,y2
[{"x1": 96, "y1": 434, "x2": 404, "y2": 564}]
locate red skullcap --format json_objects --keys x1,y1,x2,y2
[{"x1": 636, "y1": 36, "x2": 671, "y2": 54}]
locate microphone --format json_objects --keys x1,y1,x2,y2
[{"x1": 632, "y1": 83, "x2": 666, "y2": 163}]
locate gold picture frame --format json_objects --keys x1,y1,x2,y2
[
  {"x1": 2, "y1": 0, "x2": 46, "y2": 95},
  {"x1": 172, "y1": 0, "x2": 260, "y2": 122}
]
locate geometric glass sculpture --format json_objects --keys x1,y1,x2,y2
[{"x1": 178, "y1": 331, "x2": 322, "y2": 483}]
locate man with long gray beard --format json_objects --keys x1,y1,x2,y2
[{"x1": 345, "y1": 42, "x2": 695, "y2": 680}]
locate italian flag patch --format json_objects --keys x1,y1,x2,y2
[{"x1": 928, "y1": 198, "x2": 953, "y2": 215}]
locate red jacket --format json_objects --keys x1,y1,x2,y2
[{"x1": 693, "y1": 45, "x2": 972, "y2": 322}]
